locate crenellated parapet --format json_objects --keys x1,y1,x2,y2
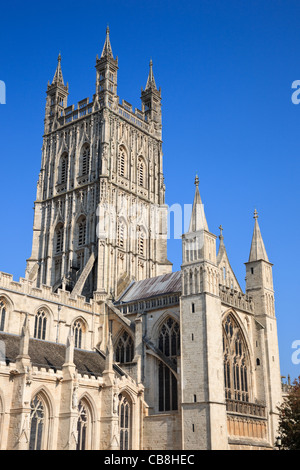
[{"x1": 219, "y1": 284, "x2": 254, "y2": 314}]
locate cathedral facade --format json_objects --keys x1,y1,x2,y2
[{"x1": 0, "y1": 29, "x2": 282, "y2": 450}]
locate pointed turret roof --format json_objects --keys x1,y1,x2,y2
[
  {"x1": 101, "y1": 25, "x2": 114, "y2": 59},
  {"x1": 188, "y1": 175, "x2": 209, "y2": 233},
  {"x1": 248, "y1": 210, "x2": 269, "y2": 262},
  {"x1": 145, "y1": 59, "x2": 157, "y2": 90},
  {"x1": 217, "y1": 225, "x2": 242, "y2": 291},
  {"x1": 52, "y1": 53, "x2": 65, "y2": 86}
]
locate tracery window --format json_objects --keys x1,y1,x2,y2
[
  {"x1": 115, "y1": 331, "x2": 134, "y2": 363},
  {"x1": 77, "y1": 400, "x2": 89, "y2": 450},
  {"x1": 223, "y1": 314, "x2": 250, "y2": 402},
  {"x1": 0, "y1": 300, "x2": 6, "y2": 332},
  {"x1": 118, "y1": 395, "x2": 131, "y2": 450},
  {"x1": 73, "y1": 320, "x2": 84, "y2": 349},
  {"x1": 158, "y1": 317, "x2": 180, "y2": 412},
  {"x1": 29, "y1": 394, "x2": 46, "y2": 450},
  {"x1": 34, "y1": 310, "x2": 47, "y2": 340}
]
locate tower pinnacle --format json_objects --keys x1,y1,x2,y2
[
  {"x1": 101, "y1": 25, "x2": 114, "y2": 58},
  {"x1": 188, "y1": 176, "x2": 208, "y2": 233},
  {"x1": 52, "y1": 53, "x2": 65, "y2": 86},
  {"x1": 248, "y1": 209, "x2": 269, "y2": 262},
  {"x1": 145, "y1": 59, "x2": 157, "y2": 90}
]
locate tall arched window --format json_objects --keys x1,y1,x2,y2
[
  {"x1": 77, "y1": 217, "x2": 86, "y2": 247},
  {"x1": 137, "y1": 228, "x2": 146, "y2": 257},
  {"x1": 137, "y1": 158, "x2": 145, "y2": 187},
  {"x1": 117, "y1": 220, "x2": 127, "y2": 249},
  {"x1": 223, "y1": 314, "x2": 250, "y2": 403},
  {"x1": 34, "y1": 310, "x2": 47, "y2": 340},
  {"x1": 76, "y1": 400, "x2": 91, "y2": 450},
  {"x1": 81, "y1": 145, "x2": 90, "y2": 176},
  {"x1": 118, "y1": 147, "x2": 127, "y2": 177},
  {"x1": 0, "y1": 299, "x2": 6, "y2": 332},
  {"x1": 60, "y1": 153, "x2": 68, "y2": 184},
  {"x1": 115, "y1": 331, "x2": 134, "y2": 363},
  {"x1": 55, "y1": 224, "x2": 64, "y2": 253},
  {"x1": 73, "y1": 319, "x2": 84, "y2": 349},
  {"x1": 158, "y1": 317, "x2": 180, "y2": 412},
  {"x1": 118, "y1": 394, "x2": 131, "y2": 451},
  {"x1": 29, "y1": 393, "x2": 49, "y2": 450}
]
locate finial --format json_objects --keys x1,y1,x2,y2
[
  {"x1": 194, "y1": 174, "x2": 199, "y2": 187},
  {"x1": 219, "y1": 225, "x2": 224, "y2": 239},
  {"x1": 106, "y1": 24, "x2": 110, "y2": 35},
  {"x1": 58, "y1": 52, "x2": 61, "y2": 62},
  {"x1": 254, "y1": 209, "x2": 258, "y2": 220}
]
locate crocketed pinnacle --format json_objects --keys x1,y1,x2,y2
[
  {"x1": 52, "y1": 53, "x2": 65, "y2": 86},
  {"x1": 145, "y1": 59, "x2": 157, "y2": 90},
  {"x1": 101, "y1": 25, "x2": 114, "y2": 59}
]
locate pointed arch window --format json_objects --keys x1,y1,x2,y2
[
  {"x1": 118, "y1": 147, "x2": 127, "y2": 177},
  {"x1": 73, "y1": 319, "x2": 84, "y2": 349},
  {"x1": 138, "y1": 158, "x2": 145, "y2": 187},
  {"x1": 117, "y1": 220, "x2": 126, "y2": 249},
  {"x1": 137, "y1": 229, "x2": 146, "y2": 257},
  {"x1": 78, "y1": 217, "x2": 86, "y2": 247},
  {"x1": 118, "y1": 395, "x2": 131, "y2": 450},
  {"x1": 55, "y1": 224, "x2": 64, "y2": 253},
  {"x1": 34, "y1": 310, "x2": 47, "y2": 340},
  {"x1": 0, "y1": 300, "x2": 6, "y2": 332},
  {"x1": 223, "y1": 314, "x2": 250, "y2": 402},
  {"x1": 29, "y1": 394, "x2": 48, "y2": 450},
  {"x1": 60, "y1": 153, "x2": 68, "y2": 184},
  {"x1": 76, "y1": 400, "x2": 91, "y2": 450},
  {"x1": 115, "y1": 331, "x2": 134, "y2": 363},
  {"x1": 158, "y1": 317, "x2": 180, "y2": 412},
  {"x1": 81, "y1": 145, "x2": 90, "y2": 176}
]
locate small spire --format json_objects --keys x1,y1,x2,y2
[
  {"x1": 52, "y1": 53, "x2": 65, "y2": 85},
  {"x1": 249, "y1": 209, "x2": 269, "y2": 262},
  {"x1": 101, "y1": 25, "x2": 114, "y2": 58},
  {"x1": 145, "y1": 59, "x2": 157, "y2": 90},
  {"x1": 188, "y1": 176, "x2": 209, "y2": 233}
]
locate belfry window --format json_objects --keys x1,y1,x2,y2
[
  {"x1": 81, "y1": 145, "x2": 90, "y2": 176},
  {"x1": 34, "y1": 310, "x2": 47, "y2": 340},
  {"x1": 78, "y1": 218, "x2": 86, "y2": 247},
  {"x1": 55, "y1": 224, "x2": 64, "y2": 253},
  {"x1": 0, "y1": 300, "x2": 6, "y2": 332},
  {"x1": 158, "y1": 317, "x2": 180, "y2": 412},
  {"x1": 115, "y1": 331, "x2": 134, "y2": 363},
  {"x1": 60, "y1": 154, "x2": 68, "y2": 184},
  {"x1": 138, "y1": 159, "x2": 145, "y2": 187},
  {"x1": 223, "y1": 314, "x2": 250, "y2": 402}
]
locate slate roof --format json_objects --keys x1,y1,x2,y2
[
  {"x1": 117, "y1": 271, "x2": 182, "y2": 303},
  {"x1": 0, "y1": 332, "x2": 119, "y2": 378}
]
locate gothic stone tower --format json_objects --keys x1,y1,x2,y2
[
  {"x1": 26, "y1": 28, "x2": 172, "y2": 300},
  {"x1": 180, "y1": 177, "x2": 228, "y2": 450}
]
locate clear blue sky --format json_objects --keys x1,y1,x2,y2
[{"x1": 0, "y1": 0, "x2": 299, "y2": 381}]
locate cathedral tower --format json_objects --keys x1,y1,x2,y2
[
  {"x1": 180, "y1": 177, "x2": 228, "y2": 450},
  {"x1": 245, "y1": 210, "x2": 282, "y2": 444},
  {"x1": 26, "y1": 29, "x2": 172, "y2": 300}
]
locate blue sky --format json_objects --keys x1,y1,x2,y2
[{"x1": 0, "y1": 0, "x2": 299, "y2": 380}]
